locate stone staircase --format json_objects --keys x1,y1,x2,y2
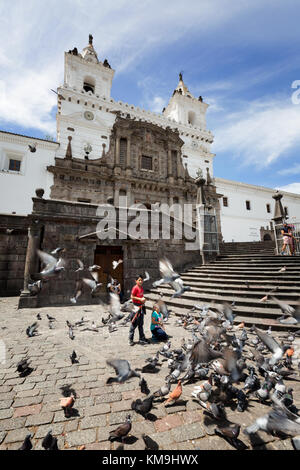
[{"x1": 145, "y1": 243, "x2": 300, "y2": 331}]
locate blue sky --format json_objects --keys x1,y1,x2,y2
[{"x1": 1, "y1": 0, "x2": 300, "y2": 193}]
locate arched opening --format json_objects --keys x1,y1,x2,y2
[
  {"x1": 188, "y1": 111, "x2": 196, "y2": 125},
  {"x1": 263, "y1": 234, "x2": 272, "y2": 241},
  {"x1": 83, "y1": 76, "x2": 95, "y2": 94}
]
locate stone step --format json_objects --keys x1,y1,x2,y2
[
  {"x1": 154, "y1": 283, "x2": 300, "y2": 300},
  {"x1": 145, "y1": 300, "x2": 299, "y2": 332},
  {"x1": 147, "y1": 287, "x2": 299, "y2": 312},
  {"x1": 181, "y1": 272, "x2": 300, "y2": 281}
]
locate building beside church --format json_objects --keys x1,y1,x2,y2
[{"x1": 0, "y1": 35, "x2": 299, "y2": 303}]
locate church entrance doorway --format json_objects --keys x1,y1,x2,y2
[{"x1": 94, "y1": 245, "x2": 123, "y2": 295}]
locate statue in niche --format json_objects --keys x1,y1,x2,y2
[{"x1": 196, "y1": 168, "x2": 203, "y2": 178}]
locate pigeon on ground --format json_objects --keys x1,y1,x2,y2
[
  {"x1": 164, "y1": 380, "x2": 182, "y2": 405},
  {"x1": 36, "y1": 313, "x2": 42, "y2": 320},
  {"x1": 42, "y1": 430, "x2": 59, "y2": 450},
  {"x1": 139, "y1": 377, "x2": 150, "y2": 395},
  {"x1": 109, "y1": 415, "x2": 132, "y2": 442},
  {"x1": 17, "y1": 359, "x2": 33, "y2": 377},
  {"x1": 152, "y1": 379, "x2": 171, "y2": 398},
  {"x1": 18, "y1": 434, "x2": 33, "y2": 450},
  {"x1": 131, "y1": 395, "x2": 154, "y2": 417},
  {"x1": 68, "y1": 326, "x2": 75, "y2": 340},
  {"x1": 215, "y1": 423, "x2": 247, "y2": 450},
  {"x1": 26, "y1": 322, "x2": 38, "y2": 337},
  {"x1": 47, "y1": 314, "x2": 56, "y2": 322},
  {"x1": 70, "y1": 351, "x2": 78, "y2": 364},
  {"x1": 142, "y1": 434, "x2": 159, "y2": 450},
  {"x1": 106, "y1": 359, "x2": 140, "y2": 383}
]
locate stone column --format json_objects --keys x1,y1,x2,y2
[
  {"x1": 115, "y1": 137, "x2": 120, "y2": 166},
  {"x1": 177, "y1": 152, "x2": 182, "y2": 178},
  {"x1": 195, "y1": 177, "x2": 206, "y2": 206},
  {"x1": 272, "y1": 192, "x2": 285, "y2": 224},
  {"x1": 167, "y1": 148, "x2": 172, "y2": 177},
  {"x1": 20, "y1": 222, "x2": 43, "y2": 296},
  {"x1": 272, "y1": 192, "x2": 285, "y2": 255},
  {"x1": 114, "y1": 185, "x2": 120, "y2": 207},
  {"x1": 126, "y1": 137, "x2": 131, "y2": 168}
]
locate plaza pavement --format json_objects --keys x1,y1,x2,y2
[{"x1": 0, "y1": 296, "x2": 299, "y2": 451}]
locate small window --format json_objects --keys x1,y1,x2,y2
[
  {"x1": 284, "y1": 206, "x2": 289, "y2": 216},
  {"x1": 141, "y1": 155, "x2": 152, "y2": 170},
  {"x1": 246, "y1": 200, "x2": 251, "y2": 210},
  {"x1": 9, "y1": 159, "x2": 21, "y2": 172},
  {"x1": 77, "y1": 198, "x2": 91, "y2": 204},
  {"x1": 266, "y1": 204, "x2": 271, "y2": 213},
  {"x1": 223, "y1": 197, "x2": 228, "y2": 207}
]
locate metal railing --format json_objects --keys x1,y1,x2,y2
[{"x1": 274, "y1": 221, "x2": 300, "y2": 255}]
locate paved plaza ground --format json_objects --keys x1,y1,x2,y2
[{"x1": 0, "y1": 296, "x2": 299, "y2": 451}]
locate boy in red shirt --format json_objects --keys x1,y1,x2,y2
[{"x1": 129, "y1": 274, "x2": 149, "y2": 346}]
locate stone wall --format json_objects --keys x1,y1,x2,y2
[
  {"x1": 19, "y1": 197, "x2": 201, "y2": 308},
  {"x1": 0, "y1": 215, "x2": 28, "y2": 296}
]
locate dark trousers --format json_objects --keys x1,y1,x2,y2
[
  {"x1": 129, "y1": 305, "x2": 146, "y2": 341},
  {"x1": 152, "y1": 327, "x2": 168, "y2": 341}
]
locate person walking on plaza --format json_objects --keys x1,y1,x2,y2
[
  {"x1": 129, "y1": 275, "x2": 149, "y2": 346},
  {"x1": 150, "y1": 302, "x2": 168, "y2": 343}
]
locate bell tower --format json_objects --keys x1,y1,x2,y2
[
  {"x1": 163, "y1": 73, "x2": 214, "y2": 179},
  {"x1": 56, "y1": 35, "x2": 116, "y2": 160}
]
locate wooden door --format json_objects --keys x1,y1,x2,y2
[{"x1": 94, "y1": 246, "x2": 123, "y2": 294}]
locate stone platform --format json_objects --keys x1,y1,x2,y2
[{"x1": 0, "y1": 297, "x2": 299, "y2": 451}]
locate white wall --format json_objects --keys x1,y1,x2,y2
[
  {"x1": 215, "y1": 177, "x2": 300, "y2": 242},
  {"x1": 0, "y1": 132, "x2": 59, "y2": 215}
]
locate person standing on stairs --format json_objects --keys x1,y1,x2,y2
[{"x1": 280, "y1": 223, "x2": 293, "y2": 256}]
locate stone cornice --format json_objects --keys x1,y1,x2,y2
[
  {"x1": 0, "y1": 131, "x2": 59, "y2": 150},
  {"x1": 215, "y1": 177, "x2": 300, "y2": 200},
  {"x1": 58, "y1": 86, "x2": 213, "y2": 142}
]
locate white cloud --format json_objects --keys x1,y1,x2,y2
[
  {"x1": 276, "y1": 182, "x2": 300, "y2": 194},
  {"x1": 0, "y1": 0, "x2": 282, "y2": 135},
  {"x1": 213, "y1": 97, "x2": 300, "y2": 168},
  {"x1": 277, "y1": 164, "x2": 300, "y2": 176}
]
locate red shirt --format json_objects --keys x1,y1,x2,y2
[{"x1": 131, "y1": 284, "x2": 144, "y2": 305}]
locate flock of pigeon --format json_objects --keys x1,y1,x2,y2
[{"x1": 17, "y1": 253, "x2": 300, "y2": 450}]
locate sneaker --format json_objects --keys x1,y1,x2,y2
[
  {"x1": 128, "y1": 340, "x2": 134, "y2": 346},
  {"x1": 139, "y1": 339, "x2": 149, "y2": 345}
]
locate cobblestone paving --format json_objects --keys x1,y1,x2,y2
[{"x1": 0, "y1": 297, "x2": 299, "y2": 451}]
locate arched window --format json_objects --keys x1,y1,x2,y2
[
  {"x1": 188, "y1": 111, "x2": 196, "y2": 125},
  {"x1": 119, "y1": 138, "x2": 127, "y2": 167},
  {"x1": 83, "y1": 76, "x2": 95, "y2": 94}
]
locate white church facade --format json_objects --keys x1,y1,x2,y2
[{"x1": 0, "y1": 35, "x2": 299, "y2": 243}]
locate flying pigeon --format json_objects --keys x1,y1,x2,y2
[{"x1": 106, "y1": 359, "x2": 140, "y2": 383}]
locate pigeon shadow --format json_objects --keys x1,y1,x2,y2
[
  {"x1": 63, "y1": 407, "x2": 80, "y2": 418},
  {"x1": 122, "y1": 435, "x2": 138, "y2": 445},
  {"x1": 165, "y1": 399, "x2": 188, "y2": 408},
  {"x1": 247, "y1": 432, "x2": 267, "y2": 450},
  {"x1": 145, "y1": 412, "x2": 158, "y2": 422},
  {"x1": 141, "y1": 367, "x2": 161, "y2": 374}
]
